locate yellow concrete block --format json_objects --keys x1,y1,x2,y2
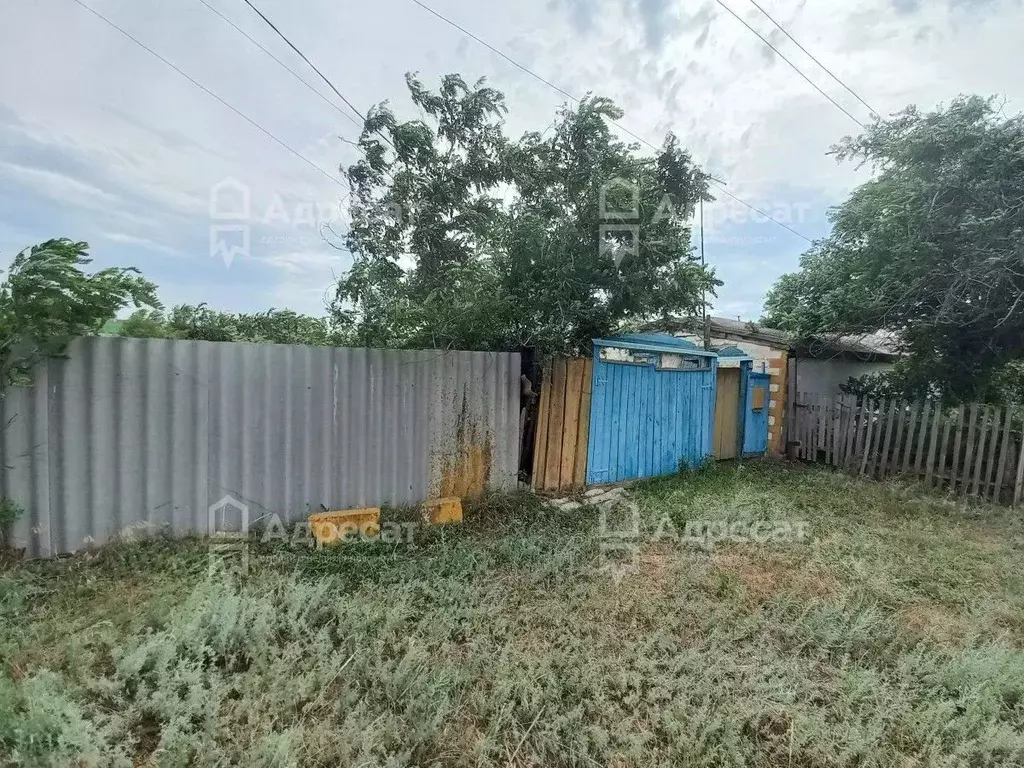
[
  {"x1": 422, "y1": 497, "x2": 463, "y2": 525},
  {"x1": 309, "y1": 508, "x2": 380, "y2": 545}
]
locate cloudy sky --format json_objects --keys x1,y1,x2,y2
[{"x1": 2, "y1": 0, "x2": 1021, "y2": 321}]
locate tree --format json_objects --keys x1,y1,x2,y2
[
  {"x1": 333, "y1": 73, "x2": 718, "y2": 355},
  {"x1": 0, "y1": 239, "x2": 158, "y2": 388},
  {"x1": 118, "y1": 308, "x2": 175, "y2": 339},
  {"x1": 118, "y1": 304, "x2": 351, "y2": 347},
  {"x1": 763, "y1": 96, "x2": 1024, "y2": 401}
]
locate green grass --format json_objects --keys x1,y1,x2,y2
[{"x1": 3, "y1": 461, "x2": 1024, "y2": 766}]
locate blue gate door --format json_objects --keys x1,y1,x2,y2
[
  {"x1": 586, "y1": 347, "x2": 717, "y2": 484},
  {"x1": 742, "y1": 371, "x2": 771, "y2": 456}
]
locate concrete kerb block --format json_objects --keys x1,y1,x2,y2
[
  {"x1": 309, "y1": 508, "x2": 381, "y2": 546},
  {"x1": 548, "y1": 485, "x2": 629, "y2": 511},
  {"x1": 422, "y1": 497, "x2": 463, "y2": 525}
]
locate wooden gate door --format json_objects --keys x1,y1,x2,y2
[{"x1": 713, "y1": 367, "x2": 741, "y2": 459}]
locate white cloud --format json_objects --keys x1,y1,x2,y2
[
  {"x1": 1, "y1": 0, "x2": 1022, "y2": 321},
  {"x1": 100, "y1": 231, "x2": 185, "y2": 257},
  {"x1": 0, "y1": 161, "x2": 120, "y2": 209}
]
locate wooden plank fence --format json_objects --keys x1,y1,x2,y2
[
  {"x1": 790, "y1": 391, "x2": 1024, "y2": 505},
  {"x1": 532, "y1": 359, "x2": 593, "y2": 492}
]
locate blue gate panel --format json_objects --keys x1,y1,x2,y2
[
  {"x1": 742, "y1": 371, "x2": 771, "y2": 456},
  {"x1": 586, "y1": 339, "x2": 717, "y2": 484}
]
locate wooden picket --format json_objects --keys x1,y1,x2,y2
[
  {"x1": 949, "y1": 405, "x2": 966, "y2": 495},
  {"x1": 532, "y1": 358, "x2": 592, "y2": 492},
  {"x1": 879, "y1": 400, "x2": 897, "y2": 479},
  {"x1": 789, "y1": 392, "x2": 1024, "y2": 507}
]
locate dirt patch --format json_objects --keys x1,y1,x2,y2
[
  {"x1": 744, "y1": 710, "x2": 794, "y2": 765},
  {"x1": 712, "y1": 551, "x2": 840, "y2": 603},
  {"x1": 897, "y1": 603, "x2": 972, "y2": 645},
  {"x1": 634, "y1": 544, "x2": 680, "y2": 595}
]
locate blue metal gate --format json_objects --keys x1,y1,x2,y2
[
  {"x1": 742, "y1": 371, "x2": 771, "y2": 456},
  {"x1": 586, "y1": 335, "x2": 718, "y2": 484}
]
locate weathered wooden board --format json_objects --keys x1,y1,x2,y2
[
  {"x1": 532, "y1": 365, "x2": 551, "y2": 491},
  {"x1": 572, "y1": 361, "x2": 594, "y2": 488}
]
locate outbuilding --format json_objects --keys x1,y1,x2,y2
[{"x1": 652, "y1": 316, "x2": 900, "y2": 455}]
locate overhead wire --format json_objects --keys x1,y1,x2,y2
[
  {"x1": 69, "y1": 0, "x2": 345, "y2": 188},
  {"x1": 196, "y1": 0, "x2": 400, "y2": 192},
  {"x1": 237, "y1": 0, "x2": 395, "y2": 149},
  {"x1": 73, "y1": 0, "x2": 820, "y2": 252},
  {"x1": 195, "y1": 0, "x2": 362, "y2": 128},
  {"x1": 712, "y1": 0, "x2": 868, "y2": 128},
  {"x1": 743, "y1": 0, "x2": 880, "y2": 119},
  {"x1": 406, "y1": 0, "x2": 814, "y2": 243}
]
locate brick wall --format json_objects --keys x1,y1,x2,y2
[{"x1": 677, "y1": 333, "x2": 789, "y2": 456}]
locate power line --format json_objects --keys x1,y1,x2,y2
[
  {"x1": 405, "y1": 0, "x2": 813, "y2": 243},
  {"x1": 237, "y1": 0, "x2": 395, "y2": 149},
  {"x1": 195, "y1": 0, "x2": 394, "y2": 195},
  {"x1": 69, "y1": 0, "x2": 344, "y2": 188},
  {"x1": 712, "y1": 0, "x2": 867, "y2": 128},
  {"x1": 744, "y1": 0, "x2": 880, "y2": 119},
  {"x1": 408, "y1": 0, "x2": 665, "y2": 156},
  {"x1": 409, "y1": 1, "x2": 574, "y2": 102},
  {"x1": 196, "y1": 0, "x2": 362, "y2": 128},
  {"x1": 713, "y1": 186, "x2": 811, "y2": 242}
]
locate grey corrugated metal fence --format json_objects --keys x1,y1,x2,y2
[{"x1": 2, "y1": 337, "x2": 520, "y2": 557}]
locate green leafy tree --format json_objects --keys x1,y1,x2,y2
[
  {"x1": 334, "y1": 73, "x2": 718, "y2": 355},
  {"x1": 118, "y1": 308, "x2": 174, "y2": 339},
  {"x1": 0, "y1": 239, "x2": 158, "y2": 388},
  {"x1": 763, "y1": 96, "x2": 1024, "y2": 401},
  {"x1": 118, "y1": 304, "x2": 351, "y2": 347}
]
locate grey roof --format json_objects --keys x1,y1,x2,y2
[
  {"x1": 594, "y1": 333, "x2": 718, "y2": 357},
  {"x1": 650, "y1": 316, "x2": 901, "y2": 361}
]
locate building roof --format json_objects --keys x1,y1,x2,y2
[
  {"x1": 649, "y1": 316, "x2": 900, "y2": 362},
  {"x1": 715, "y1": 345, "x2": 754, "y2": 360},
  {"x1": 654, "y1": 315, "x2": 789, "y2": 348},
  {"x1": 789, "y1": 330, "x2": 901, "y2": 361},
  {"x1": 593, "y1": 333, "x2": 719, "y2": 357}
]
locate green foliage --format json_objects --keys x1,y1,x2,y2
[
  {"x1": 0, "y1": 498, "x2": 23, "y2": 548},
  {"x1": 335, "y1": 73, "x2": 718, "y2": 355},
  {"x1": 116, "y1": 309, "x2": 174, "y2": 339},
  {"x1": 118, "y1": 304, "x2": 352, "y2": 347},
  {"x1": 4, "y1": 463, "x2": 1024, "y2": 765},
  {"x1": 0, "y1": 239, "x2": 158, "y2": 387},
  {"x1": 838, "y1": 370, "x2": 907, "y2": 400},
  {"x1": 763, "y1": 95, "x2": 1024, "y2": 402}
]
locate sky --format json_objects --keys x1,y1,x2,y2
[{"x1": 1, "y1": 0, "x2": 1022, "y2": 321}]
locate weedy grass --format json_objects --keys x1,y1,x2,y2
[{"x1": 2, "y1": 461, "x2": 1024, "y2": 766}]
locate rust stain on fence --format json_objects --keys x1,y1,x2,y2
[{"x1": 434, "y1": 394, "x2": 493, "y2": 499}]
